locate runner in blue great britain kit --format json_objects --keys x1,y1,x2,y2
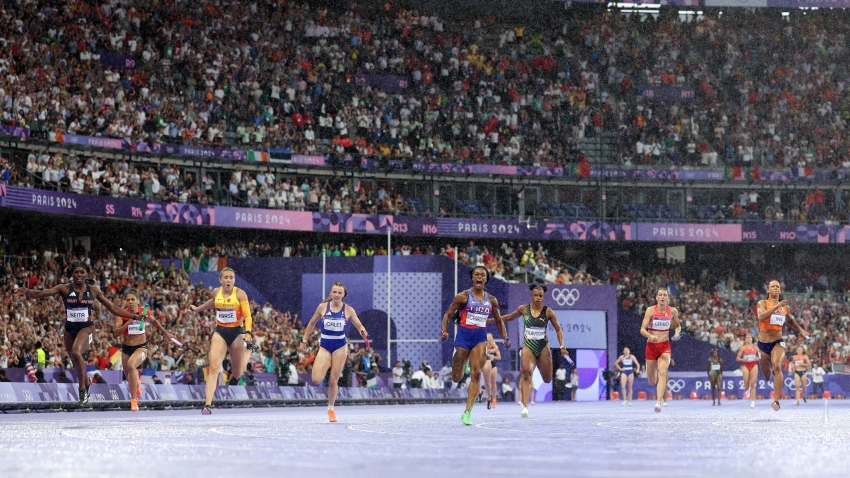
[{"x1": 441, "y1": 266, "x2": 511, "y2": 426}]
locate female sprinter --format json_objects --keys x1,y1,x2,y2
[
  {"x1": 615, "y1": 347, "x2": 640, "y2": 406},
  {"x1": 707, "y1": 348, "x2": 723, "y2": 406},
  {"x1": 483, "y1": 333, "x2": 501, "y2": 409},
  {"x1": 736, "y1": 334, "x2": 759, "y2": 408},
  {"x1": 114, "y1": 290, "x2": 176, "y2": 411},
  {"x1": 501, "y1": 285, "x2": 569, "y2": 418},
  {"x1": 791, "y1": 345, "x2": 811, "y2": 406},
  {"x1": 300, "y1": 282, "x2": 369, "y2": 423},
  {"x1": 188, "y1": 267, "x2": 255, "y2": 415}
]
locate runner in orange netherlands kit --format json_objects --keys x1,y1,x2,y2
[
  {"x1": 736, "y1": 334, "x2": 759, "y2": 408},
  {"x1": 639, "y1": 288, "x2": 682, "y2": 413},
  {"x1": 756, "y1": 280, "x2": 810, "y2": 411}
]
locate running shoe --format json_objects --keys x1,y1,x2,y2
[
  {"x1": 628, "y1": 401, "x2": 632, "y2": 407},
  {"x1": 803, "y1": 396, "x2": 807, "y2": 403},
  {"x1": 520, "y1": 407, "x2": 529, "y2": 418},
  {"x1": 712, "y1": 401, "x2": 716, "y2": 406},
  {"x1": 622, "y1": 400, "x2": 627, "y2": 406},
  {"x1": 79, "y1": 388, "x2": 90, "y2": 406},
  {"x1": 531, "y1": 401, "x2": 535, "y2": 406},
  {"x1": 201, "y1": 405, "x2": 212, "y2": 415},
  {"x1": 130, "y1": 399, "x2": 139, "y2": 412},
  {"x1": 487, "y1": 398, "x2": 492, "y2": 410},
  {"x1": 750, "y1": 401, "x2": 755, "y2": 409},
  {"x1": 462, "y1": 411, "x2": 472, "y2": 426},
  {"x1": 328, "y1": 410, "x2": 337, "y2": 423},
  {"x1": 492, "y1": 397, "x2": 496, "y2": 409},
  {"x1": 662, "y1": 400, "x2": 668, "y2": 407},
  {"x1": 136, "y1": 386, "x2": 142, "y2": 399},
  {"x1": 653, "y1": 402, "x2": 662, "y2": 413},
  {"x1": 771, "y1": 401, "x2": 780, "y2": 411},
  {"x1": 718, "y1": 401, "x2": 722, "y2": 406}
]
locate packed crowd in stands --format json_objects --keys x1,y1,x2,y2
[{"x1": 5, "y1": 0, "x2": 849, "y2": 171}]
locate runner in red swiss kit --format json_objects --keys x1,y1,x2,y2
[
  {"x1": 639, "y1": 288, "x2": 682, "y2": 413},
  {"x1": 736, "y1": 334, "x2": 759, "y2": 408}
]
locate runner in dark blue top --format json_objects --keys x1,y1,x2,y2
[
  {"x1": 16, "y1": 261, "x2": 145, "y2": 405},
  {"x1": 301, "y1": 282, "x2": 369, "y2": 423}
]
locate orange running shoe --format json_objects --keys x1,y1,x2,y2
[
  {"x1": 136, "y1": 386, "x2": 142, "y2": 399},
  {"x1": 328, "y1": 410, "x2": 337, "y2": 422},
  {"x1": 130, "y1": 399, "x2": 139, "y2": 412}
]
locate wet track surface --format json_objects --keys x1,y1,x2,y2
[{"x1": 0, "y1": 399, "x2": 846, "y2": 477}]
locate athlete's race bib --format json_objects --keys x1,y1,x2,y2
[
  {"x1": 769, "y1": 313, "x2": 786, "y2": 326},
  {"x1": 126, "y1": 321, "x2": 145, "y2": 335},
  {"x1": 324, "y1": 319, "x2": 345, "y2": 332},
  {"x1": 66, "y1": 308, "x2": 89, "y2": 323},
  {"x1": 743, "y1": 354, "x2": 757, "y2": 362},
  {"x1": 525, "y1": 327, "x2": 546, "y2": 341},
  {"x1": 711, "y1": 363, "x2": 721, "y2": 371},
  {"x1": 216, "y1": 309, "x2": 237, "y2": 324},
  {"x1": 650, "y1": 318, "x2": 671, "y2": 330},
  {"x1": 465, "y1": 312, "x2": 488, "y2": 328},
  {"x1": 794, "y1": 359, "x2": 804, "y2": 366}
]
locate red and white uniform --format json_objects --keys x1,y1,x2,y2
[{"x1": 645, "y1": 306, "x2": 673, "y2": 361}]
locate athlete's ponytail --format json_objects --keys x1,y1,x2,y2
[{"x1": 529, "y1": 284, "x2": 547, "y2": 293}]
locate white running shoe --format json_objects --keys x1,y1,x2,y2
[
  {"x1": 654, "y1": 402, "x2": 662, "y2": 413},
  {"x1": 521, "y1": 407, "x2": 529, "y2": 418},
  {"x1": 628, "y1": 401, "x2": 632, "y2": 407},
  {"x1": 750, "y1": 401, "x2": 755, "y2": 409},
  {"x1": 662, "y1": 400, "x2": 668, "y2": 407},
  {"x1": 622, "y1": 400, "x2": 627, "y2": 406},
  {"x1": 531, "y1": 401, "x2": 535, "y2": 406},
  {"x1": 517, "y1": 401, "x2": 523, "y2": 406}
]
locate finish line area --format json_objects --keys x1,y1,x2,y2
[{"x1": 1, "y1": 400, "x2": 847, "y2": 478}]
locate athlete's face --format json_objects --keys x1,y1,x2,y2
[
  {"x1": 531, "y1": 289, "x2": 544, "y2": 305},
  {"x1": 72, "y1": 267, "x2": 87, "y2": 285},
  {"x1": 125, "y1": 295, "x2": 138, "y2": 310},
  {"x1": 744, "y1": 335, "x2": 752, "y2": 345},
  {"x1": 768, "y1": 281, "x2": 781, "y2": 297},
  {"x1": 656, "y1": 289, "x2": 668, "y2": 305},
  {"x1": 219, "y1": 271, "x2": 235, "y2": 289},
  {"x1": 623, "y1": 348, "x2": 630, "y2": 357},
  {"x1": 472, "y1": 269, "x2": 487, "y2": 288},
  {"x1": 796, "y1": 347, "x2": 803, "y2": 355},
  {"x1": 330, "y1": 285, "x2": 345, "y2": 302}
]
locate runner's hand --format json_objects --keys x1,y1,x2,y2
[
  {"x1": 504, "y1": 339, "x2": 511, "y2": 349},
  {"x1": 441, "y1": 330, "x2": 449, "y2": 341}
]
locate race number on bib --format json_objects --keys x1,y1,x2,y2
[
  {"x1": 465, "y1": 312, "x2": 488, "y2": 328},
  {"x1": 126, "y1": 321, "x2": 145, "y2": 335},
  {"x1": 651, "y1": 318, "x2": 670, "y2": 330},
  {"x1": 743, "y1": 354, "x2": 757, "y2": 362},
  {"x1": 525, "y1": 327, "x2": 546, "y2": 341},
  {"x1": 711, "y1": 363, "x2": 721, "y2": 371},
  {"x1": 66, "y1": 308, "x2": 89, "y2": 322},
  {"x1": 216, "y1": 309, "x2": 237, "y2": 324},
  {"x1": 794, "y1": 359, "x2": 804, "y2": 366},
  {"x1": 769, "y1": 313, "x2": 785, "y2": 326},
  {"x1": 324, "y1": 319, "x2": 345, "y2": 332}
]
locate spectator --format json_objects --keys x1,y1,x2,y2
[
  {"x1": 811, "y1": 362, "x2": 826, "y2": 398},
  {"x1": 501, "y1": 378, "x2": 515, "y2": 403},
  {"x1": 392, "y1": 361, "x2": 405, "y2": 388},
  {"x1": 0, "y1": 370, "x2": 11, "y2": 382}
]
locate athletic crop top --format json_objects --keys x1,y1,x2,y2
[
  {"x1": 622, "y1": 356, "x2": 633, "y2": 372},
  {"x1": 458, "y1": 289, "x2": 491, "y2": 329},
  {"x1": 123, "y1": 306, "x2": 152, "y2": 337},
  {"x1": 741, "y1": 345, "x2": 758, "y2": 363},
  {"x1": 760, "y1": 299, "x2": 789, "y2": 332},
  {"x1": 319, "y1": 302, "x2": 348, "y2": 342},
  {"x1": 647, "y1": 306, "x2": 672, "y2": 333},
  {"x1": 63, "y1": 283, "x2": 95, "y2": 323},
  {"x1": 214, "y1": 287, "x2": 243, "y2": 327},
  {"x1": 793, "y1": 354, "x2": 807, "y2": 369}
]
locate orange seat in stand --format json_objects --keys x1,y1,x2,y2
[
  {"x1": 690, "y1": 391, "x2": 698, "y2": 400},
  {"x1": 823, "y1": 391, "x2": 832, "y2": 399},
  {"x1": 637, "y1": 391, "x2": 647, "y2": 400},
  {"x1": 611, "y1": 391, "x2": 620, "y2": 400}
]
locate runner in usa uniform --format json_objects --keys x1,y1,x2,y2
[
  {"x1": 757, "y1": 280, "x2": 810, "y2": 411},
  {"x1": 500, "y1": 285, "x2": 568, "y2": 418},
  {"x1": 735, "y1": 334, "x2": 759, "y2": 408},
  {"x1": 114, "y1": 290, "x2": 175, "y2": 412},
  {"x1": 707, "y1": 348, "x2": 724, "y2": 406},
  {"x1": 441, "y1": 267, "x2": 510, "y2": 426},
  {"x1": 301, "y1": 282, "x2": 369, "y2": 423},
  {"x1": 615, "y1": 347, "x2": 640, "y2": 406},
  {"x1": 792, "y1": 346, "x2": 811, "y2": 406},
  {"x1": 188, "y1": 267, "x2": 256, "y2": 415},
  {"x1": 15, "y1": 261, "x2": 145, "y2": 406},
  {"x1": 639, "y1": 288, "x2": 682, "y2": 413}
]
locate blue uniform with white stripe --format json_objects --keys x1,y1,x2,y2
[
  {"x1": 319, "y1": 302, "x2": 349, "y2": 353},
  {"x1": 455, "y1": 289, "x2": 491, "y2": 351},
  {"x1": 622, "y1": 356, "x2": 634, "y2": 376}
]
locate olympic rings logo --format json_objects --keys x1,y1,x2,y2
[
  {"x1": 667, "y1": 379, "x2": 686, "y2": 393},
  {"x1": 785, "y1": 377, "x2": 796, "y2": 391},
  {"x1": 552, "y1": 288, "x2": 581, "y2": 307}
]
